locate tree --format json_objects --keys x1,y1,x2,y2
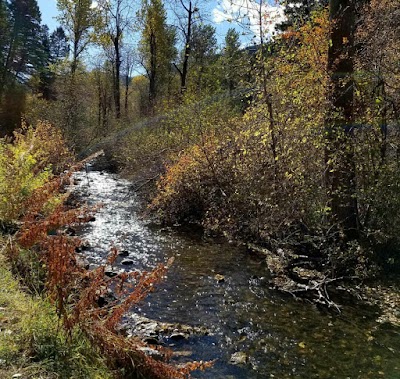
[
  {"x1": 189, "y1": 23, "x2": 217, "y2": 92},
  {"x1": 35, "y1": 25, "x2": 53, "y2": 100},
  {"x1": 0, "y1": 0, "x2": 44, "y2": 135},
  {"x1": 139, "y1": 0, "x2": 176, "y2": 108},
  {"x1": 278, "y1": 0, "x2": 328, "y2": 31},
  {"x1": 221, "y1": 28, "x2": 243, "y2": 96},
  {"x1": 172, "y1": 0, "x2": 200, "y2": 94},
  {"x1": 49, "y1": 27, "x2": 69, "y2": 62},
  {"x1": 325, "y1": 0, "x2": 358, "y2": 238},
  {"x1": 97, "y1": 0, "x2": 134, "y2": 119},
  {"x1": 122, "y1": 46, "x2": 135, "y2": 116},
  {"x1": 219, "y1": 1, "x2": 279, "y2": 163},
  {"x1": 1, "y1": 0, "x2": 43, "y2": 86},
  {"x1": 0, "y1": 0, "x2": 9, "y2": 97},
  {"x1": 57, "y1": 0, "x2": 97, "y2": 75},
  {"x1": 91, "y1": 62, "x2": 113, "y2": 133}
]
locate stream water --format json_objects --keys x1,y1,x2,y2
[{"x1": 73, "y1": 164, "x2": 400, "y2": 379}]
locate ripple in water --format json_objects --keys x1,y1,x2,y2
[{"x1": 73, "y1": 164, "x2": 400, "y2": 379}]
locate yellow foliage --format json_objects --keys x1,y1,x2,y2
[{"x1": 0, "y1": 121, "x2": 73, "y2": 223}]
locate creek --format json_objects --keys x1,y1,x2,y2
[{"x1": 73, "y1": 163, "x2": 400, "y2": 379}]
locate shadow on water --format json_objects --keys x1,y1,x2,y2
[{"x1": 73, "y1": 165, "x2": 400, "y2": 379}]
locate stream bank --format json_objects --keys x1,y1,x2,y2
[{"x1": 73, "y1": 162, "x2": 400, "y2": 379}]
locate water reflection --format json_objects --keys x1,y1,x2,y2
[{"x1": 73, "y1": 166, "x2": 400, "y2": 379}]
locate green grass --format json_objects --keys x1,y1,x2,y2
[{"x1": 0, "y1": 239, "x2": 114, "y2": 379}]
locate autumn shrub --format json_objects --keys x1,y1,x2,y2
[
  {"x1": 151, "y1": 8, "x2": 400, "y2": 273},
  {"x1": 150, "y1": 110, "x2": 326, "y2": 242},
  {"x1": 0, "y1": 121, "x2": 73, "y2": 225},
  {"x1": 118, "y1": 95, "x2": 240, "y2": 181},
  {"x1": 151, "y1": 12, "x2": 331, "y2": 242}
]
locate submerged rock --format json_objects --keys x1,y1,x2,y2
[
  {"x1": 215, "y1": 274, "x2": 225, "y2": 283},
  {"x1": 126, "y1": 314, "x2": 211, "y2": 344},
  {"x1": 137, "y1": 346, "x2": 164, "y2": 360},
  {"x1": 230, "y1": 351, "x2": 248, "y2": 365}
]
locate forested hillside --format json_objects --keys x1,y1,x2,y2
[{"x1": 0, "y1": 0, "x2": 400, "y2": 378}]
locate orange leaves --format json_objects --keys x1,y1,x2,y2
[
  {"x1": 13, "y1": 120, "x2": 74, "y2": 174},
  {"x1": 103, "y1": 263, "x2": 168, "y2": 332}
]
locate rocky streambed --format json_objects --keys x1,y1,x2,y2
[{"x1": 72, "y1": 162, "x2": 400, "y2": 379}]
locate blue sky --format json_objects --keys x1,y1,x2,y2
[
  {"x1": 37, "y1": 0, "x2": 59, "y2": 31},
  {"x1": 36, "y1": 0, "x2": 285, "y2": 46}
]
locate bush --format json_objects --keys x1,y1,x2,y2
[{"x1": 0, "y1": 121, "x2": 73, "y2": 224}]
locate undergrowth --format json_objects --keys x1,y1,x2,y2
[
  {"x1": 0, "y1": 239, "x2": 114, "y2": 379},
  {"x1": 0, "y1": 123, "x2": 212, "y2": 378}
]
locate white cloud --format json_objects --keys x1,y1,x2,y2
[{"x1": 212, "y1": 0, "x2": 285, "y2": 42}]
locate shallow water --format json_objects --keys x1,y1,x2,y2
[{"x1": 74, "y1": 165, "x2": 400, "y2": 379}]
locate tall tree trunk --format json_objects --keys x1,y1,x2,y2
[
  {"x1": 180, "y1": 1, "x2": 192, "y2": 93},
  {"x1": 325, "y1": 0, "x2": 358, "y2": 239},
  {"x1": 124, "y1": 73, "x2": 129, "y2": 115},
  {"x1": 72, "y1": 34, "x2": 79, "y2": 75},
  {"x1": 173, "y1": 0, "x2": 194, "y2": 94},
  {"x1": 114, "y1": 29, "x2": 121, "y2": 119},
  {"x1": 149, "y1": 31, "x2": 157, "y2": 109}
]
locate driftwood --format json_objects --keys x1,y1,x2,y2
[{"x1": 247, "y1": 243, "x2": 355, "y2": 312}]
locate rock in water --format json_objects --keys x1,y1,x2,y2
[
  {"x1": 118, "y1": 250, "x2": 130, "y2": 257},
  {"x1": 230, "y1": 352, "x2": 248, "y2": 365},
  {"x1": 121, "y1": 259, "x2": 134, "y2": 265},
  {"x1": 215, "y1": 274, "x2": 225, "y2": 283}
]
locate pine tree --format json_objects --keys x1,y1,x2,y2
[
  {"x1": 7, "y1": 0, "x2": 43, "y2": 81},
  {"x1": 0, "y1": 0, "x2": 10, "y2": 94},
  {"x1": 221, "y1": 28, "x2": 244, "y2": 96},
  {"x1": 50, "y1": 27, "x2": 69, "y2": 62},
  {"x1": 0, "y1": 0, "x2": 44, "y2": 135},
  {"x1": 189, "y1": 24, "x2": 217, "y2": 91}
]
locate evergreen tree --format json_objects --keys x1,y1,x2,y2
[
  {"x1": 36, "y1": 25, "x2": 54, "y2": 100},
  {"x1": 189, "y1": 24, "x2": 217, "y2": 91},
  {"x1": 50, "y1": 27, "x2": 69, "y2": 62},
  {"x1": 7, "y1": 0, "x2": 43, "y2": 81},
  {"x1": 0, "y1": 0, "x2": 44, "y2": 134},
  {"x1": 221, "y1": 28, "x2": 243, "y2": 95},
  {"x1": 0, "y1": 0, "x2": 9, "y2": 66}
]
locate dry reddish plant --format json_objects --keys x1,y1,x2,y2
[{"x1": 12, "y1": 166, "x2": 212, "y2": 378}]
